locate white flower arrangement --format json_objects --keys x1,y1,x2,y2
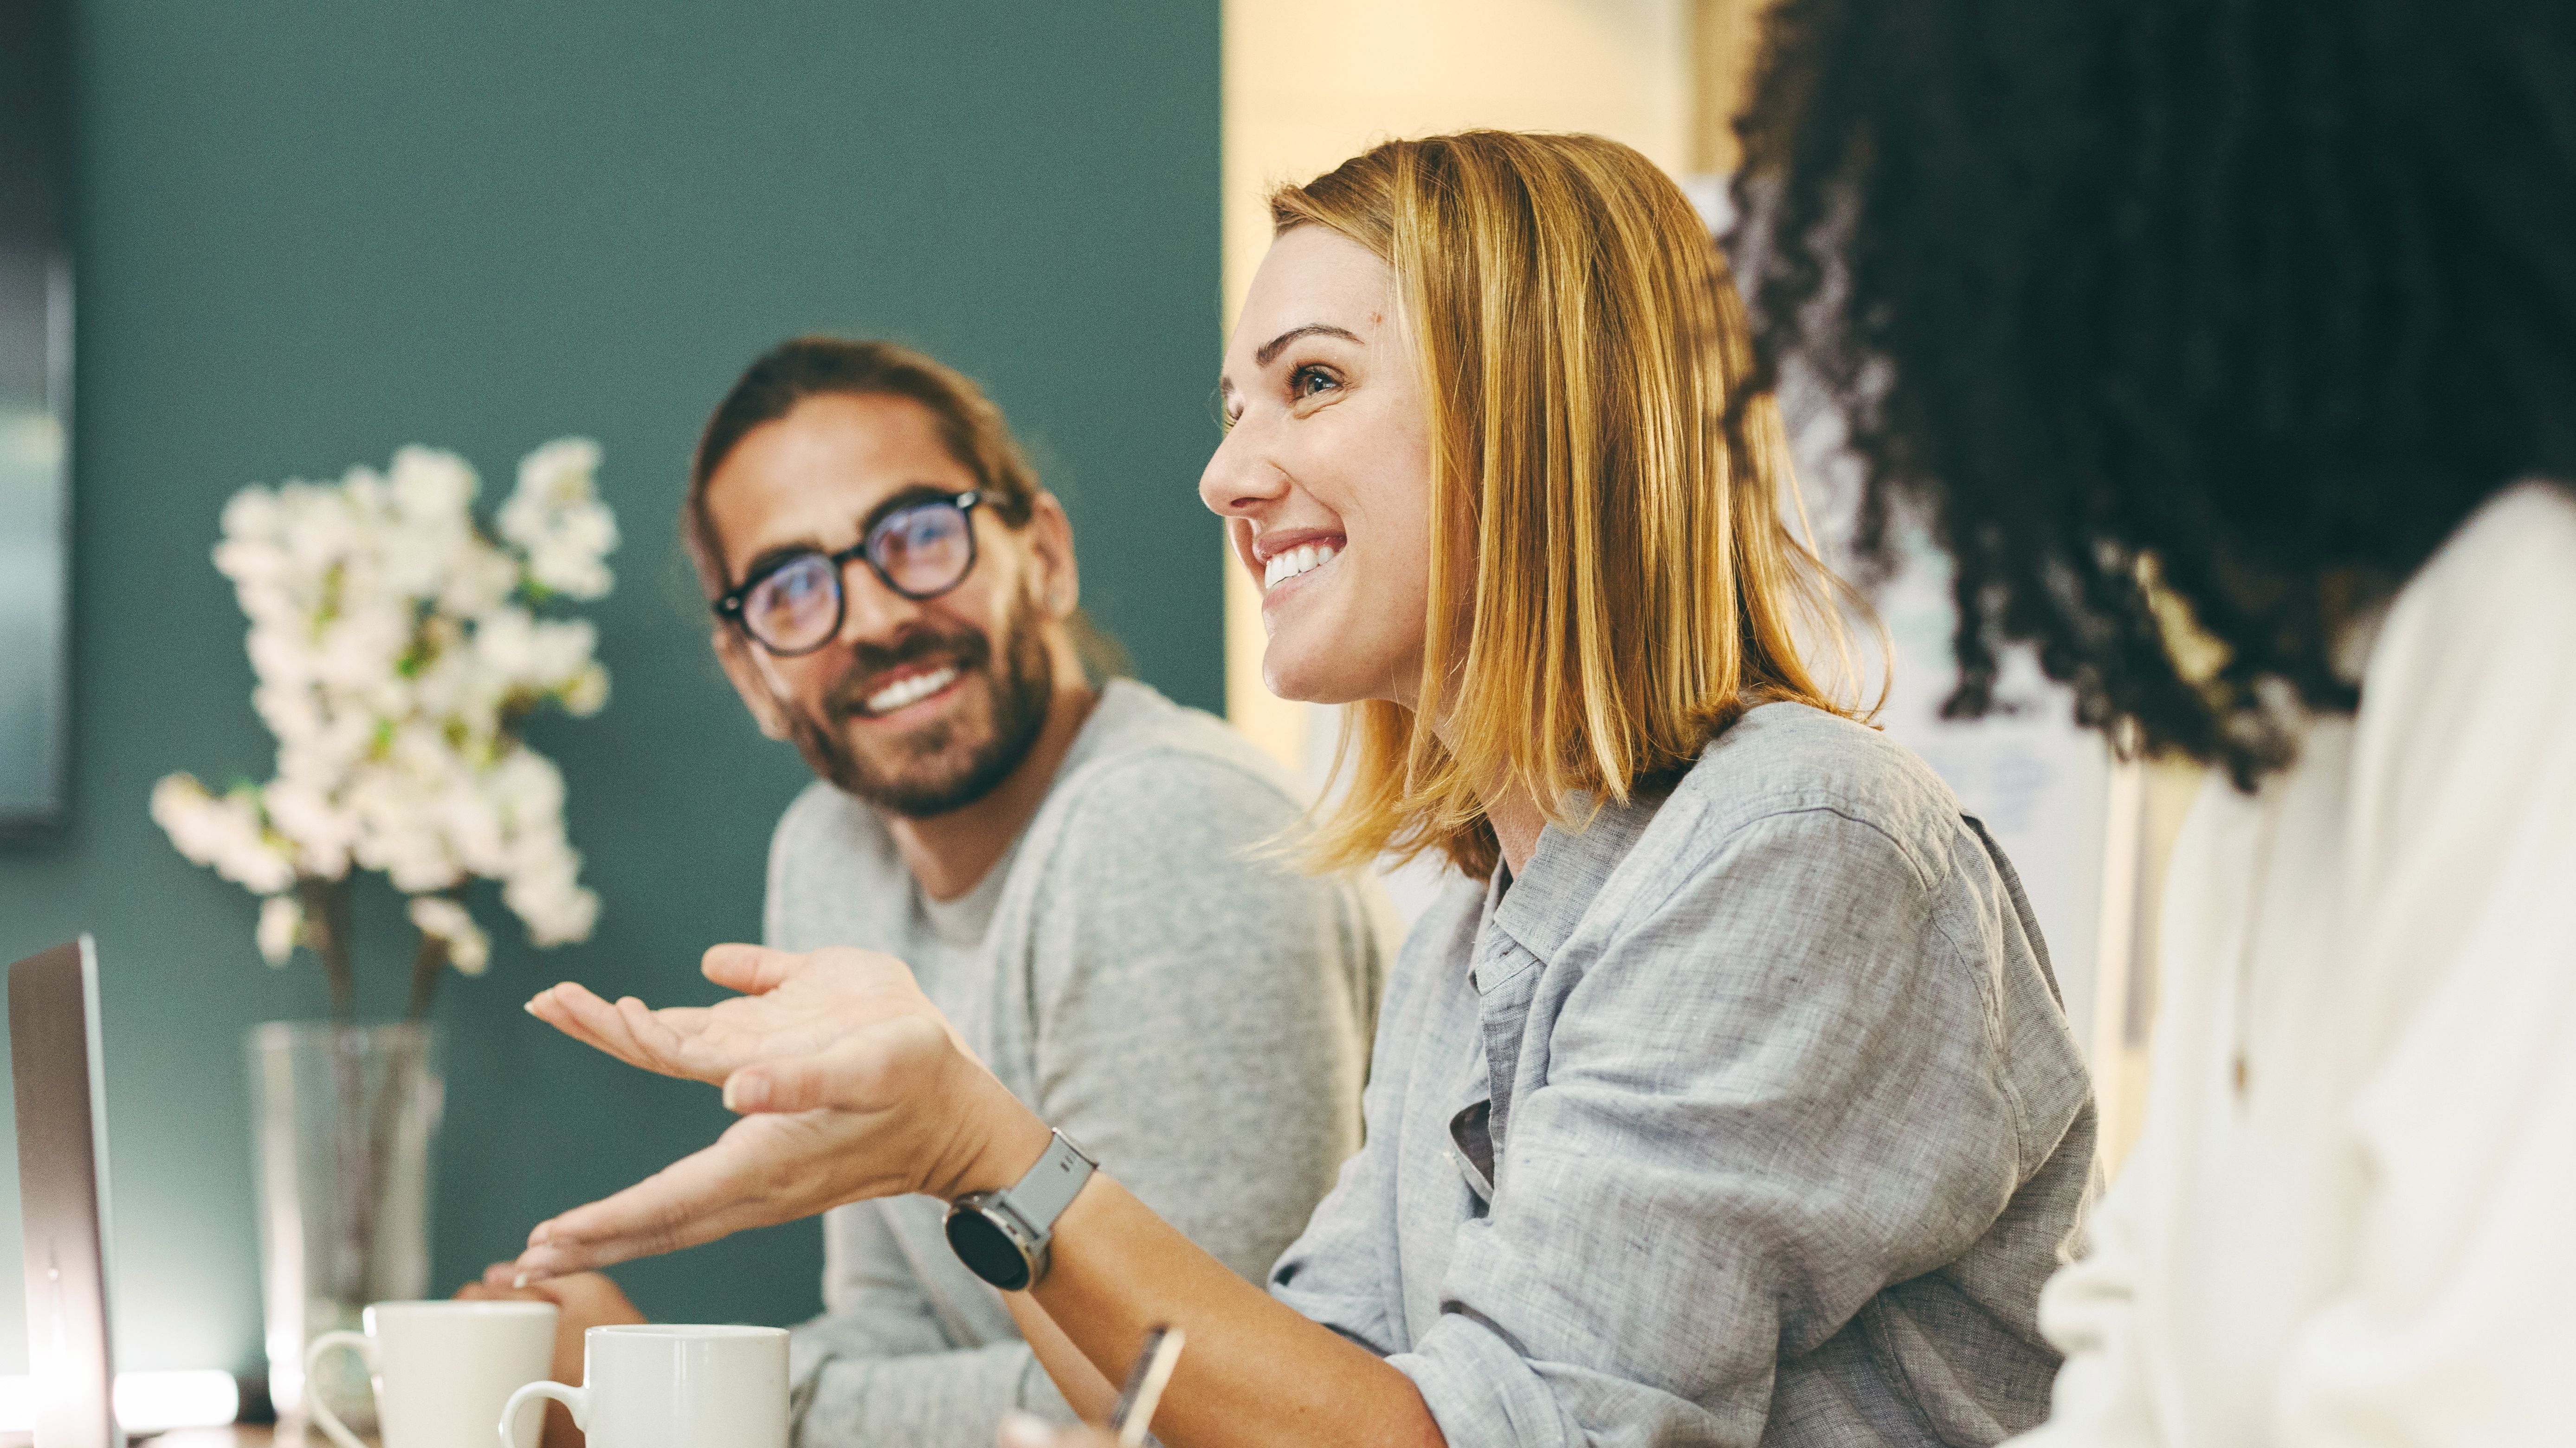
[{"x1": 153, "y1": 440, "x2": 616, "y2": 1018}]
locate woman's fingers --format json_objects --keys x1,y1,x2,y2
[
  {"x1": 528, "y1": 983, "x2": 734, "y2": 1081},
  {"x1": 650, "y1": 1004, "x2": 715, "y2": 1039},
  {"x1": 614, "y1": 995, "x2": 730, "y2": 1080},
  {"x1": 521, "y1": 982, "x2": 593, "y2": 1042},
  {"x1": 513, "y1": 1129, "x2": 790, "y2": 1279},
  {"x1": 701, "y1": 941, "x2": 795, "y2": 994},
  {"x1": 721, "y1": 1045, "x2": 875, "y2": 1114},
  {"x1": 527, "y1": 983, "x2": 658, "y2": 1071},
  {"x1": 721, "y1": 1017, "x2": 949, "y2": 1116}
]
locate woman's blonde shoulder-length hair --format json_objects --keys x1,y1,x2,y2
[{"x1": 1279, "y1": 129, "x2": 1872, "y2": 880}]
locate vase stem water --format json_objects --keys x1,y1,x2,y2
[{"x1": 249, "y1": 1021, "x2": 441, "y2": 1427}]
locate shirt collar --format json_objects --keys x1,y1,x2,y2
[{"x1": 1485, "y1": 785, "x2": 1668, "y2": 963}]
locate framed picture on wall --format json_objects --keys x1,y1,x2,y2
[{"x1": 0, "y1": 0, "x2": 74, "y2": 835}]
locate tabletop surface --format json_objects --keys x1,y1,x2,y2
[{"x1": 156, "y1": 1427, "x2": 369, "y2": 1448}]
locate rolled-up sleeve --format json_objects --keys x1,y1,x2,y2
[{"x1": 1393, "y1": 808, "x2": 2046, "y2": 1447}]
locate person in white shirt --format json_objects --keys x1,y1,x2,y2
[{"x1": 1733, "y1": 0, "x2": 2576, "y2": 1441}]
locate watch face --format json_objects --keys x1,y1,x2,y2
[{"x1": 946, "y1": 1204, "x2": 1035, "y2": 1291}]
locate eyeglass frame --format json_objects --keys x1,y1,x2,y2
[{"x1": 710, "y1": 488, "x2": 987, "y2": 657}]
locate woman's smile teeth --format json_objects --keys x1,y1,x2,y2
[
  {"x1": 865, "y1": 665, "x2": 958, "y2": 715},
  {"x1": 1263, "y1": 542, "x2": 1339, "y2": 591}
]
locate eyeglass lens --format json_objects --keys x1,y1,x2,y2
[
  {"x1": 742, "y1": 554, "x2": 842, "y2": 653},
  {"x1": 872, "y1": 501, "x2": 974, "y2": 595},
  {"x1": 740, "y1": 498, "x2": 975, "y2": 653}
]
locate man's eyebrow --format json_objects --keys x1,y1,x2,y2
[
  {"x1": 857, "y1": 482, "x2": 964, "y2": 536},
  {"x1": 739, "y1": 536, "x2": 826, "y2": 584},
  {"x1": 1254, "y1": 323, "x2": 1363, "y2": 369},
  {"x1": 735, "y1": 483, "x2": 961, "y2": 583}
]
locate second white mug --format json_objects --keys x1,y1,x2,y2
[{"x1": 502, "y1": 1323, "x2": 789, "y2": 1448}]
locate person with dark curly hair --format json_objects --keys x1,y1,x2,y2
[{"x1": 1737, "y1": 0, "x2": 2576, "y2": 1441}]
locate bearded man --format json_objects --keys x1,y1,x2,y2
[{"x1": 471, "y1": 337, "x2": 1382, "y2": 1448}]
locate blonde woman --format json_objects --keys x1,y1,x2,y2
[{"x1": 505, "y1": 133, "x2": 2096, "y2": 1448}]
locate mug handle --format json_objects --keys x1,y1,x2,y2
[
  {"x1": 301, "y1": 1330, "x2": 378, "y2": 1448},
  {"x1": 501, "y1": 1380, "x2": 588, "y2": 1448}
]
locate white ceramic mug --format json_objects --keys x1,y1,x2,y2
[
  {"x1": 303, "y1": 1299, "x2": 558, "y2": 1448},
  {"x1": 501, "y1": 1324, "x2": 788, "y2": 1448}
]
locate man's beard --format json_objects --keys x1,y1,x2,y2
[{"x1": 785, "y1": 589, "x2": 1057, "y2": 818}]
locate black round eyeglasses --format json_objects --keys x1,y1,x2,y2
[{"x1": 712, "y1": 490, "x2": 984, "y2": 656}]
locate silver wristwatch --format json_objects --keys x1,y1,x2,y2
[{"x1": 944, "y1": 1129, "x2": 1097, "y2": 1291}]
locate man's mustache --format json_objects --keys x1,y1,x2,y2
[{"x1": 823, "y1": 625, "x2": 993, "y2": 719}]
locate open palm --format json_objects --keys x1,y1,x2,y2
[
  {"x1": 525, "y1": 943, "x2": 970, "y2": 1086},
  {"x1": 513, "y1": 944, "x2": 1031, "y2": 1280}
]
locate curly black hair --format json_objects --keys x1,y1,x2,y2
[{"x1": 1735, "y1": 0, "x2": 2576, "y2": 784}]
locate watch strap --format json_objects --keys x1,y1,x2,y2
[{"x1": 1003, "y1": 1129, "x2": 1096, "y2": 1235}]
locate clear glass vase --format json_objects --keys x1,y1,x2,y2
[{"x1": 249, "y1": 1021, "x2": 443, "y2": 1429}]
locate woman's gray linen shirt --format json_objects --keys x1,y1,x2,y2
[{"x1": 1269, "y1": 703, "x2": 2097, "y2": 1447}]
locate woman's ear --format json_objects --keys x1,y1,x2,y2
[
  {"x1": 711, "y1": 627, "x2": 795, "y2": 741},
  {"x1": 1028, "y1": 492, "x2": 1080, "y2": 619}
]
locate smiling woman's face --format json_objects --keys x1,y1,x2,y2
[{"x1": 1201, "y1": 226, "x2": 1435, "y2": 708}]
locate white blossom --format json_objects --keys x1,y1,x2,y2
[
  {"x1": 526, "y1": 528, "x2": 614, "y2": 600},
  {"x1": 561, "y1": 662, "x2": 609, "y2": 717},
  {"x1": 251, "y1": 681, "x2": 324, "y2": 747},
  {"x1": 220, "y1": 485, "x2": 287, "y2": 543},
  {"x1": 212, "y1": 535, "x2": 293, "y2": 593},
  {"x1": 389, "y1": 446, "x2": 477, "y2": 519},
  {"x1": 487, "y1": 748, "x2": 568, "y2": 829},
  {"x1": 407, "y1": 895, "x2": 492, "y2": 977},
  {"x1": 257, "y1": 894, "x2": 303, "y2": 967},
  {"x1": 245, "y1": 625, "x2": 318, "y2": 694},
  {"x1": 311, "y1": 608, "x2": 410, "y2": 692},
  {"x1": 500, "y1": 438, "x2": 617, "y2": 600},
  {"x1": 504, "y1": 438, "x2": 602, "y2": 530},
  {"x1": 503, "y1": 840, "x2": 599, "y2": 948},
  {"x1": 436, "y1": 782, "x2": 510, "y2": 878},
  {"x1": 525, "y1": 619, "x2": 597, "y2": 689},
  {"x1": 471, "y1": 607, "x2": 542, "y2": 686},
  {"x1": 261, "y1": 776, "x2": 356, "y2": 879},
  {"x1": 152, "y1": 774, "x2": 297, "y2": 895},
  {"x1": 346, "y1": 767, "x2": 465, "y2": 893},
  {"x1": 438, "y1": 546, "x2": 520, "y2": 620},
  {"x1": 157, "y1": 439, "x2": 617, "y2": 975},
  {"x1": 275, "y1": 481, "x2": 359, "y2": 577},
  {"x1": 379, "y1": 450, "x2": 480, "y2": 598}
]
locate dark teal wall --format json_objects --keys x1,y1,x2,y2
[{"x1": 0, "y1": 1, "x2": 1221, "y2": 1374}]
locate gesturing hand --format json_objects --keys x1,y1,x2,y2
[
  {"x1": 523, "y1": 942, "x2": 976, "y2": 1086},
  {"x1": 510, "y1": 944, "x2": 1049, "y2": 1284}
]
